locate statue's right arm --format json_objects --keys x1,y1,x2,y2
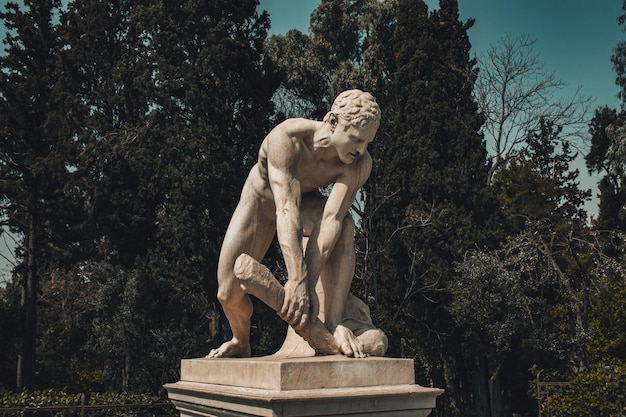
[{"x1": 265, "y1": 129, "x2": 310, "y2": 328}]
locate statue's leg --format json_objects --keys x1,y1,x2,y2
[
  {"x1": 271, "y1": 194, "x2": 332, "y2": 356},
  {"x1": 207, "y1": 197, "x2": 275, "y2": 358},
  {"x1": 234, "y1": 254, "x2": 340, "y2": 355},
  {"x1": 343, "y1": 294, "x2": 389, "y2": 357},
  {"x1": 272, "y1": 234, "x2": 317, "y2": 357},
  {"x1": 320, "y1": 214, "x2": 356, "y2": 332},
  {"x1": 319, "y1": 215, "x2": 368, "y2": 357},
  {"x1": 298, "y1": 194, "x2": 366, "y2": 357}
]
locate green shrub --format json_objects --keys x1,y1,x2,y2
[
  {"x1": 548, "y1": 361, "x2": 626, "y2": 417},
  {"x1": 0, "y1": 389, "x2": 175, "y2": 417}
]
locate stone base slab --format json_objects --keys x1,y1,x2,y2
[
  {"x1": 178, "y1": 355, "x2": 416, "y2": 390},
  {"x1": 164, "y1": 355, "x2": 443, "y2": 417}
]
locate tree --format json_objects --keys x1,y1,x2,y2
[
  {"x1": 456, "y1": 223, "x2": 626, "y2": 417},
  {"x1": 264, "y1": 0, "x2": 397, "y2": 120},
  {"x1": 496, "y1": 118, "x2": 592, "y2": 370},
  {"x1": 265, "y1": 0, "x2": 367, "y2": 120},
  {"x1": 454, "y1": 118, "x2": 595, "y2": 415},
  {"x1": 587, "y1": 108, "x2": 626, "y2": 234},
  {"x1": 365, "y1": 1, "x2": 501, "y2": 414},
  {"x1": 535, "y1": 234, "x2": 626, "y2": 417},
  {"x1": 495, "y1": 118, "x2": 591, "y2": 231},
  {"x1": 453, "y1": 229, "x2": 564, "y2": 417},
  {"x1": 0, "y1": 0, "x2": 69, "y2": 390},
  {"x1": 474, "y1": 33, "x2": 591, "y2": 185},
  {"x1": 584, "y1": 1, "x2": 626, "y2": 233},
  {"x1": 611, "y1": 0, "x2": 626, "y2": 104},
  {"x1": 59, "y1": 0, "x2": 278, "y2": 391},
  {"x1": 0, "y1": 0, "x2": 279, "y2": 392},
  {"x1": 0, "y1": 281, "x2": 21, "y2": 389}
]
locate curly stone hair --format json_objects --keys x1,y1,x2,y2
[{"x1": 323, "y1": 89, "x2": 381, "y2": 128}]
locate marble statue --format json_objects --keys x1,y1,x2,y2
[{"x1": 208, "y1": 89, "x2": 387, "y2": 359}]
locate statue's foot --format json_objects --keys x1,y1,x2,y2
[
  {"x1": 357, "y1": 329, "x2": 388, "y2": 357},
  {"x1": 333, "y1": 325, "x2": 366, "y2": 358},
  {"x1": 206, "y1": 339, "x2": 251, "y2": 358}
]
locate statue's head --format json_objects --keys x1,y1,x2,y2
[{"x1": 323, "y1": 89, "x2": 381, "y2": 130}]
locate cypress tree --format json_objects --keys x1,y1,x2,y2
[
  {"x1": 366, "y1": 0, "x2": 500, "y2": 413},
  {"x1": 0, "y1": 0, "x2": 68, "y2": 390},
  {"x1": 55, "y1": 0, "x2": 278, "y2": 390},
  {"x1": 587, "y1": 107, "x2": 626, "y2": 231},
  {"x1": 586, "y1": 0, "x2": 626, "y2": 232}
]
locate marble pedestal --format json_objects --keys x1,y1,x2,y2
[{"x1": 164, "y1": 355, "x2": 443, "y2": 417}]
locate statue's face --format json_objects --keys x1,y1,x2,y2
[{"x1": 330, "y1": 120, "x2": 378, "y2": 164}]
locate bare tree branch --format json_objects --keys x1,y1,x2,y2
[{"x1": 475, "y1": 33, "x2": 592, "y2": 185}]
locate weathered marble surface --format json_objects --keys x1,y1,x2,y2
[
  {"x1": 210, "y1": 90, "x2": 386, "y2": 359},
  {"x1": 235, "y1": 253, "x2": 388, "y2": 357},
  {"x1": 165, "y1": 355, "x2": 444, "y2": 417}
]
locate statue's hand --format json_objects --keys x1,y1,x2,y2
[
  {"x1": 333, "y1": 324, "x2": 365, "y2": 358},
  {"x1": 280, "y1": 278, "x2": 310, "y2": 330}
]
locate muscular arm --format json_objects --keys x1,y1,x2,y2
[
  {"x1": 266, "y1": 128, "x2": 310, "y2": 328},
  {"x1": 305, "y1": 153, "x2": 373, "y2": 327}
]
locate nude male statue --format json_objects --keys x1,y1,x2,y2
[{"x1": 208, "y1": 89, "x2": 385, "y2": 359}]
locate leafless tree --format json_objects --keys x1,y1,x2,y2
[{"x1": 474, "y1": 33, "x2": 592, "y2": 185}]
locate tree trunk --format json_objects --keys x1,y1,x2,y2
[
  {"x1": 17, "y1": 211, "x2": 38, "y2": 390},
  {"x1": 489, "y1": 363, "x2": 505, "y2": 417},
  {"x1": 123, "y1": 350, "x2": 131, "y2": 391},
  {"x1": 474, "y1": 349, "x2": 492, "y2": 417}
]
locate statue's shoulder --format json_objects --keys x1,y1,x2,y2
[
  {"x1": 272, "y1": 118, "x2": 318, "y2": 136},
  {"x1": 264, "y1": 118, "x2": 320, "y2": 151}
]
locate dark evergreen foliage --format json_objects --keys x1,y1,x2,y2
[
  {"x1": 364, "y1": 1, "x2": 502, "y2": 414},
  {"x1": 496, "y1": 118, "x2": 591, "y2": 231},
  {"x1": 587, "y1": 106, "x2": 626, "y2": 231},
  {"x1": 0, "y1": 0, "x2": 72, "y2": 390},
  {"x1": 1, "y1": 0, "x2": 278, "y2": 393}
]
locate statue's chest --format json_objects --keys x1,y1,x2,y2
[{"x1": 297, "y1": 158, "x2": 342, "y2": 192}]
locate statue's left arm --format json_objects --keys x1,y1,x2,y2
[{"x1": 304, "y1": 153, "x2": 372, "y2": 324}]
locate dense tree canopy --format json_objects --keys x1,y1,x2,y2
[
  {"x1": 0, "y1": 0, "x2": 71, "y2": 390},
  {"x1": 1, "y1": 0, "x2": 279, "y2": 392}
]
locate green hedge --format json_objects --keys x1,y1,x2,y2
[{"x1": 0, "y1": 389, "x2": 176, "y2": 417}]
